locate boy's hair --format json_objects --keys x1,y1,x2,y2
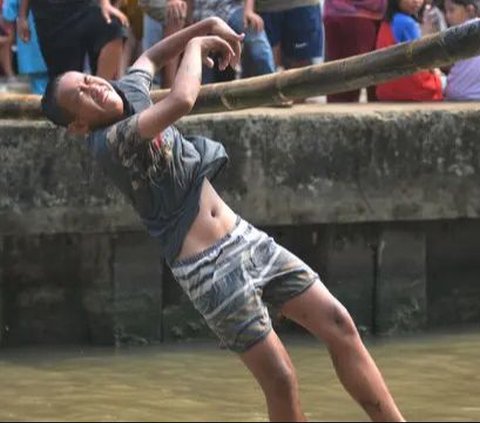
[
  {"x1": 385, "y1": 0, "x2": 426, "y2": 21},
  {"x1": 41, "y1": 75, "x2": 74, "y2": 127},
  {"x1": 449, "y1": 0, "x2": 480, "y2": 13}
]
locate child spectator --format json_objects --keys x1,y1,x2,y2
[
  {"x1": 0, "y1": 8, "x2": 14, "y2": 81},
  {"x1": 323, "y1": 0, "x2": 386, "y2": 102},
  {"x1": 375, "y1": 0, "x2": 444, "y2": 101},
  {"x1": 2, "y1": 0, "x2": 48, "y2": 94},
  {"x1": 253, "y1": 0, "x2": 323, "y2": 70},
  {"x1": 443, "y1": 0, "x2": 480, "y2": 100},
  {"x1": 192, "y1": 0, "x2": 275, "y2": 83}
]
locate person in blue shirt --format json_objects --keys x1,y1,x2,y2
[
  {"x1": 386, "y1": 0, "x2": 424, "y2": 42},
  {"x1": 2, "y1": 0, "x2": 48, "y2": 94}
]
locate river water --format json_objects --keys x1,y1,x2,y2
[{"x1": 0, "y1": 331, "x2": 479, "y2": 422}]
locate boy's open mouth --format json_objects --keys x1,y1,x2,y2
[{"x1": 92, "y1": 86, "x2": 110, "y2": 106}]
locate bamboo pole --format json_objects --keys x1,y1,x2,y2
[
  {"x1": 0, "y1": 94, "x2": 43, "y2": 119},
  {"x1": 2, "y1": 19, "x2": 480, "y2": 119}
]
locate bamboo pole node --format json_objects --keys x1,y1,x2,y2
[
  {"x1": 220, "y1": 92, "x2": 234, "y2": 110},
  {"x1": 275, "y1": 76, "x2": 291, "y2": 103}
]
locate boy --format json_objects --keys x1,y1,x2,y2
[{"x1": 41, "y1": 16, "x2": 405, "y2": 422}]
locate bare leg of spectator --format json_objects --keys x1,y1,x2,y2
[
  {"x1": 272, "y1": 44, "x2": 282, "y2": 69},
  {"x1": 142, "y1": 14, "x2": 163, "y2": 86},
  {"x1": 96, "y1": 38, "x2": 124, "y2": 80},
  {"x1": 0, "y1": 36, "x2": 14, "y2": 79},
  {"x1": 120, "y1": 28, "x2": 138, "y2": 76}
]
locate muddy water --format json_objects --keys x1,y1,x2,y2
[{"x1": 0, "y1": 332, "x2": 479, "y2": 421}]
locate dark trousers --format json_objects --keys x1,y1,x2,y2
[
  {"x1": 324, "y1": 15, "x2": 380, "y2": 102},
  {"x1": 32, "y1": 0, "x2": 125, "y2": 77}
]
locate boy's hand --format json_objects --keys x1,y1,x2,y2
[
  {"x1": 193, "y1": 35, "x2": 237, "y2": 71},
  {"x1": 166, "y1": 0, "x2": 187, "y2": 27},
  {"x1": 17, "y1": 16, "x2": 30, "y2": 42},
  {"x1": 244, "y1": 10, "x2": 264, "y2": 32},
  {"x1": 207, "y1": 17, "x2": 244, "y2": 67}
]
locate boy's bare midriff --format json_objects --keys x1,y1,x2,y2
[{"x1": 176, "y1": 178, "x2": 238, "y2": 261}]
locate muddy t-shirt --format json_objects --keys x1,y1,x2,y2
[{"x1": 87, "y1": 68, "x2": 229, "y2": 264}]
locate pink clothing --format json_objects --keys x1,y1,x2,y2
[
  {"x1": 445, "y1": 19, "x2": 480, "y2": 101},
  {"x1": 445, "y1": 55, "x2": 480, "y2": 101},
  {"x1": 323, "y1": 0, "x2": 386, "y2": 20}
]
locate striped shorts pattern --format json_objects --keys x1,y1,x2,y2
[{"x1": 170, "y1": 217, "x2": 320, "y2": 353}]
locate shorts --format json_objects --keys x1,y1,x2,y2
[
  {"x1": 33, "y1": 1, "x2": 127, "y2": 77},
  {"x1": 171, "y1": 217, "x2": 320, "y2": 353},
  {"x1": 261, "y1": 4, "x2": 323, "y2": 62}
]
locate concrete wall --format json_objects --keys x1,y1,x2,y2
[{"x1": 1, "y1": 103, "x2": 480, "y2": 346}]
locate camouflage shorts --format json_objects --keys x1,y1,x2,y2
[{"x1": 170, "y1": 217, "x2": 320, "y2": 353}]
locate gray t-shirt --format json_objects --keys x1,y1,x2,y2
[{"x1": 87, "y1": 68, "x2": 229, "y2": 264}]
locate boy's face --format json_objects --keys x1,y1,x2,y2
[{"x1": 57, "y1": 72, "x2": 125, "y2": 132}]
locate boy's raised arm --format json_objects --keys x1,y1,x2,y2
[
  {"x1": 137, "y1": 35, "x2": 238, "y2": 139},
  {"x1": 133, "y1": 17, "x2": 243, "y2": 76}
]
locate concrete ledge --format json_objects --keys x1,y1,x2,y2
[
  {"x1": 1, "y1": 103, "x2": 480, "y2": 235},
  {"x1": 1, "y1": 103, "x2": 480, "y2": 346}
]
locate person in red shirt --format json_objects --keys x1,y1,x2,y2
[
  {"x1": 324, "y1": 0, "x2": 387, "y2": 102},
  {"x1": 375, "y1": 0, "x2": 444, "y2": 101}
]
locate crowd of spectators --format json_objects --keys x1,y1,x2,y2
[{"x1": 0, "y1": 0, "x2": 478, "y2": 101}]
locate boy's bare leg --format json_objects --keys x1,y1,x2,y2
[
  {"x1": 240, "y1": 330, "x2": 306, "y2": 422},
  {"x1": 96, "y1": 38, "x2": 124, "y2": 79},
  {"x1": 281, "y1": 282, "x2": 405, "y2": 422}
]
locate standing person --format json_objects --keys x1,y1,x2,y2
[
  {"x1": 251, "y1": 0, "x2": 323, "y2": 70},
  {"x1": 41, "y1": 17, "x2": 406, "y2": 422},
  {"x1": 17, "y1": 0, "x2": 129, "y2": 79},
  {"x1": 116, "y1": 0, "x2": 144, "y2": 75},
  {"x1": 323, "y1": 0, "x2": 386, "y2": 102},
  {"x1": 0, "y1": 7, "x2": 15, "y2": 81},
  {"x1": 192, "y1": 0, "x2": 275, "y2": 83},
  {"x1": 2, "y1": 0, "x2": 48, "y2": 94},
  {"x1": 443, "y1": 0, "x2": 480, "y2": 100},
  {"x1": 375, "y1": 0, "x2": 444, "y2": 101},
  {"x1": 141, "y1": 0, "x2": 189, "y2": 88}
]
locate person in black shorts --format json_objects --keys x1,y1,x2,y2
[{"x1": 18, "y1": 0, "x2": 129, "y2": 79}]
